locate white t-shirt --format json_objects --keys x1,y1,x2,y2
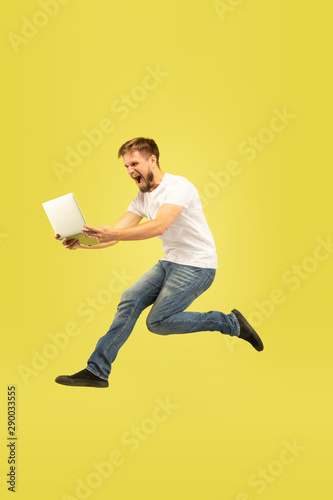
[{"x1": 127, "y1": 172, "x2": 218, "y2": 269}]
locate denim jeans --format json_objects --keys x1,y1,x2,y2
[{"x1": 87, "y1": 260, "x2": 240, "y2": 380}]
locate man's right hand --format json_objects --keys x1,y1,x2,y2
[{"x1": 55, "y1": 234, "x2": 82, "y2": 250}]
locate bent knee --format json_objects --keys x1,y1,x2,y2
[{"x1": 146, "y1": 316, "x2": 169, "y2": 335}]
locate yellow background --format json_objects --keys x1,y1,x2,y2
[{"x1": 1, "y1": 1, "x2": 332, "y2": 498}]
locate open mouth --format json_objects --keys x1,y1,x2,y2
[{"x1": 133, "y1": 173, "x2": 144, "y2": 185}]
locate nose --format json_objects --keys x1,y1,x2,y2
[{"x1": 127, "y1": 166, "x2": 134, "y2": 176}]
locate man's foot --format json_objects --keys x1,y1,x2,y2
[
  {"x1": 232, "y1": 309, "x2": 264, "y2": 351},
  {"x1": 55, "y1": 368, "x2": 109, "y2": 387}
]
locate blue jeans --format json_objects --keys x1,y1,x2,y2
[{"x1": 87, "y1": 260, "x2": 240, "y2": 380}]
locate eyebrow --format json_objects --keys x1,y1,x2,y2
[{"x1": 124, "y1": 161, "x2": 138, "y2": 168}]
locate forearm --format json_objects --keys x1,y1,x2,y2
[
  {"x1": 79, "y1": 211, "x2": 143, "y2": 248},
  {"x1": 114, "y1": 219, "x2": 164, "y2": 241},
  {"x1": 82, "y1": 206, "x2": 183, "y2": 244}
]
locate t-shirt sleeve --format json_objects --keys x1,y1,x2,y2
[
  {"x1": 127, "y1": 195, "x2": 145, "y2": 218},
  {"x1": 163, "y1": 179, "x2": 195, "y2": 209}
]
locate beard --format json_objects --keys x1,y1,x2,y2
[{"x1": 138, "y1": 170, "x2": 155, "y2": 193}]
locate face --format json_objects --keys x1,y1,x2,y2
[{"x1": 123, "y1": 150, "x2": 157, "y2": 193}]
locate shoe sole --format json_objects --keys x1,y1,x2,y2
[
  {"x1": 232, "y1": 309, "x2": 264, "y2": 352},
  {"x1": 55, "y1": 376, "x2": 109, "y2": 388}
]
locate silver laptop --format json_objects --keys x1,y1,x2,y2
[{"x1": 42, "y1": 193, "x2": 99, "y2": 246}]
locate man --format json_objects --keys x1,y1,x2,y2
[{"x1": 55, "y1": 137, "x2": 263, "y2": 388}]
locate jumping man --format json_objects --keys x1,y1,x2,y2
[{"x1": 55, "y1": 137, "x2": 263, "y2": 388}]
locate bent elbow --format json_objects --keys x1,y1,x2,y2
[{"x1": 157, "y1": 223, "x2": 167, "y2": 236}]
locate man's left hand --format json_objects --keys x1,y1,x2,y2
[{"x1": 82, "y1": 225, "x2": 117, "y2": 243}]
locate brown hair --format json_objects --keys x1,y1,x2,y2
[{"x1": 117, "y1": 137, "x2": 160, "y2": 167}]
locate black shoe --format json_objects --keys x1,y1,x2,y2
[
  {"x1": 232, "y1": 309, "x2": 264, "y2": 352},
  {"x1": 55, "y1": 368, "x2": 109, "y2": 388}
]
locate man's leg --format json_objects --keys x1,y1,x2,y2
[
  {"x1": 55, "y1": 262, "x2": 166, "y2": 386},
  {"x1": 146, "y1": 261, "x2": 263, "y2": 350},
  {"x1": 146, "y1": 262, "x2": 239, "y2": 336}
]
